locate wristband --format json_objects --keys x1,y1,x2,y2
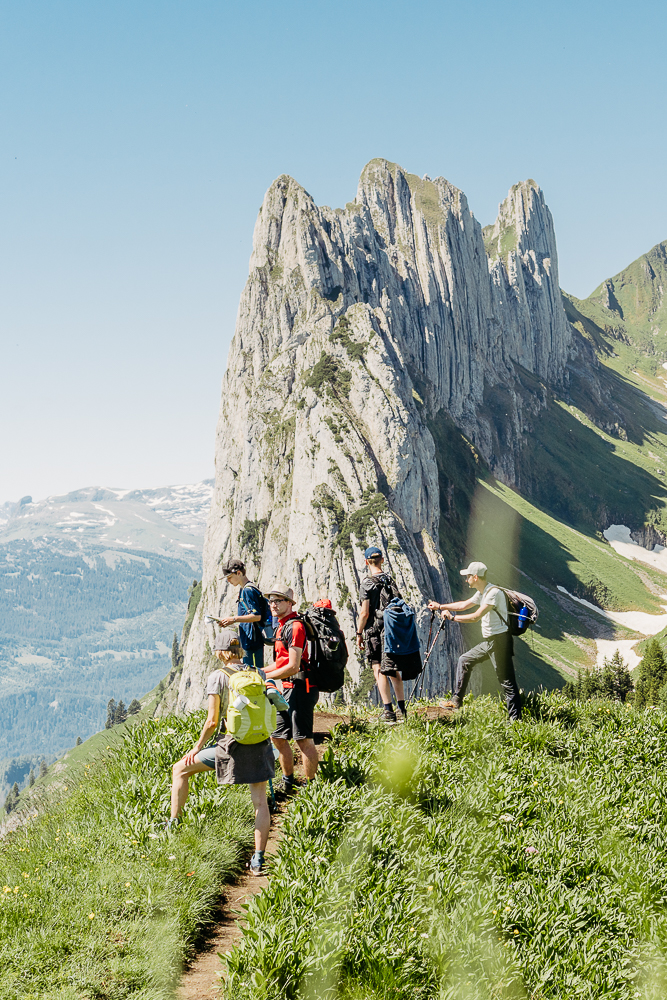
[{"x1": 356, "y1": 632, "x2": 363, "y2": 636}]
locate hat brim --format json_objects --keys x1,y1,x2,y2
[{"x1": 264, "y1": 592, "x2": 295, "y2": 603}]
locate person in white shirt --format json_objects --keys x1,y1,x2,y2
[{"x1": 428, "y1": 561, "x2": 522, "y2": 721}]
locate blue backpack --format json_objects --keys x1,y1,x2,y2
[{"x1": 383, "y1": 598, "x2": 420, "y2": 655}]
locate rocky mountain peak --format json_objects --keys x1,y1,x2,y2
[{"x1": 168, "y1": 161, "x2": 576, "y2": 712}]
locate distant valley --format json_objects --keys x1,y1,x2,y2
[{"x1": 0, "y1": 481, "x2": 213, "y2": 796}]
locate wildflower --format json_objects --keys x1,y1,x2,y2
[
  {"x1": 168, "y1": 855, "x2": 176, "y2": 860},
  {"x1": 525, "y1": 846, "x2": 538, "y2": 856},
  {"x1": 89, "y1": 912, "x2": 95, "y2": 920},
  {"x1": 125, "y1": 882, "x2": 131, "y2": 887},
  {"x1": 499, "y1": 814, "x2": 514, "y2": 823},
  {"x1": 426, "y1": 885, "x2": 434, "y2": 891},
  {"x1": 186, "y1": 872, "x2": 195, "y2": 877}
]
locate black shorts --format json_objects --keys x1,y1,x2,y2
[
  {"x1": 272, "y1": 680, "x2": 319, "y2": 741},
  {"x1": 364, "y1": 632, "x2": 382, "y2": 663}
]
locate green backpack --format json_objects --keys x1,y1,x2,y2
[{"x1": 222, "y1": 667, "x2": 276, "y2": 744}]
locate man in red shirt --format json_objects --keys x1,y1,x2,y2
[{"x1": 263, "y1": 584, "x2": 319, "y2": 794}]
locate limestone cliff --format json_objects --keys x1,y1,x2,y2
[{"x1": 165, "y1": 160, "x2": 574, "y2": 714}]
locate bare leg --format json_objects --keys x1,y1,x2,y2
[
  {"x1": 171, "y1": 759, "x2": 212, "y2": 819},
  {"x1": 372, "y1": 662, "x2": 393, "y2": 704},
  {"x1": 249, "y1": 781, "x2": 270, "y2": 851},
  {"x1": 296, "y1": 738, "x2": 318, "y2": 780},
  {"x1": 271, "y1": 736, "x2": 294, "y2": 777},
  {"x1": 390, "y1": 674, "x2": 405, "y2": 701}
]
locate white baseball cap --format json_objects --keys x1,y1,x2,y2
[{"x1": 460, "y1": 561, "x2": 487, "y2": 578}]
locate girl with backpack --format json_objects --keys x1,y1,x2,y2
[{"x1": 167, "y1": 628, "x2": 286, "y2": 875}]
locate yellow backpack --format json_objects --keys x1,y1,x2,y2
[{"x1": 222, "y1": 668, "x2": 276, "y2": 744}]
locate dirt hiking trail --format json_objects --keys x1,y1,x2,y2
[{"x1": 177, "y1": 712, "x2": 347, "y2": 999}]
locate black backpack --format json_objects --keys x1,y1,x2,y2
[
  {"x1": 367, "y1": 573, "x2": 401, "y2": 634},
  {"x1": 498, "y1": 588, "x2": 539, "y2": 635},
  {"x1": 280, "y1": 606, "x2": 349, "y2": 692}
]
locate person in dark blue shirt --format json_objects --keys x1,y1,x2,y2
[{"x1": 216, "y1": 558, "x2": 266, "y2": 670}]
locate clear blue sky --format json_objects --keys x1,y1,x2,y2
[{"x1": 2, "y1": 0, "x2": 666, "y2": 503}]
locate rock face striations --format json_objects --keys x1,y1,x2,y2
[{"x1": 167, "y1": 160, "x2": 574, "y2": 712}]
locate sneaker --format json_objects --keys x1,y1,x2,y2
[
  {"x1": 248, "y1": 855, "x2": 266, "y2": 876},
  {"x1": 396, "y1": 707, "x2": 407, "y2": 723},
  {"x1": 381, "y1": 708, "x2": 397, "y2": 725}
]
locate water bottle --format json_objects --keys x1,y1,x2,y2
[{"x1": 517, "y1": 605, "x2": 529, "y2": 631}]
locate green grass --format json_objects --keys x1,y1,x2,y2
[
  {"x1": 0, "y1": 712, "x2": 256, "y2": 999},
  {"x1": 222, "y1": 699, "x2": 667, "y2": 999}
]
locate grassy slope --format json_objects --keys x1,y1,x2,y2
[
  {"x1": 429, "y1": 397, "x2": 667, "y2": 689},
  {"x1": 223, "y1": 700, "x2": 667, "y2": 1000},
  {"x1": 0, "y1": 709, "x2": 255, "y2": 1000}
]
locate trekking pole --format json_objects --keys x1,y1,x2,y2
[{"x1": 408, "y1": 612, "x2": 447, "y2": 704}]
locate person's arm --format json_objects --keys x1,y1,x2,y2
[
  {"x1": 428, "y1": 597, "x2": 477, "y2": 613},
  {"x1": 356, "y1": 599, "x2": 371, "y2": 648},
  {"x1": 271, "y1": 644, "x2": 303, "y2": 679},
  {"x1": 441, "y1": 602, "x2": 494, "y2": 623},
  {"x1": 183, "y1": 694, "x2": 220, "y2": 765},
  {"x1": 217, "y1": 587, "x2": 262, "y2": 628},
  {"x1": 217, "y1": 611, "x2": 261, "y2": 626}
]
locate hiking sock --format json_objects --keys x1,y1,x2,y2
[
  {"x1": 251, "y1": 850, "x2": 265, "y2": 868},
  {"x1": 397, "y1": 700, "x2": 406, "y2": 715},
  {"x1": 383, "y1": 702, "x2": 394, "y2": 713}
]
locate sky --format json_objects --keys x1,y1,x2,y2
[{"x1": 1, "y1": 0, "x2": 666, "y2": 503}]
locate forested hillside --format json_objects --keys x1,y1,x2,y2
[{"x1": 0, "y1": 482, "x2": 212, "y2": 792}]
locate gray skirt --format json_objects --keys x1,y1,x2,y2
[{"x1": 214, "y1": 734, "x2": 275, "y2": 785}]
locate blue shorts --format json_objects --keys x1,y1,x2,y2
[{"x1": 194, "y1": 745, "x2": 216, "y2": 769}]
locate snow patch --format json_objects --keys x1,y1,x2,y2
[
  {"x1": 595, "y1": 639, "x2": 643, "y2": 671},
  {"x1": 556, "y1": 586, "x2": 667, "y2": 634},
  {"x1": 604, "y1": 524, "x2": 667, "y2": 574}
]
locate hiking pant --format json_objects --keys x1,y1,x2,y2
[{"x1": 454, "y1": 631, "x2": 522, "y2": 721}]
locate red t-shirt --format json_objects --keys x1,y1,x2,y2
[{"x1": 267, "y1": 611, "x2": 309, "y2": 677}]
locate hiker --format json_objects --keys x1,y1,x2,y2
[
  {"x1": 168, "y1": 628, "x2": 285, "y2": 874},
  {"x1": 356, "y1": 546, "x2": 407, "y2": 724},
  {"x1": 428, "y1": 561, "x2": 522, "y2": 721},
  {"x1": 263, "y1": 584, "x2": 319, "y2": 795},
  {"x1": 216, "y1": 558, "x2": 268, "y2": 671}
]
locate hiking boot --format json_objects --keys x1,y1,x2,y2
[
  {"x1": 381, "y1": 707, "x2": 397, "y2": 725},
  {"x1": 440, "y1": 697, "x2": 461, "y2": 711},
  {"x1": 396, "y1": 707, "x2": 407, "y2": 723},
  {"x1": 274, "y1": 776, "x2": 300, "y2": 800}
]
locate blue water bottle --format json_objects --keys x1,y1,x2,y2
[{"x1": 517, "y1": 605, "x2": 529, "y2": 631}]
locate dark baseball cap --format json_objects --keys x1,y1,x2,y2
[
  {"x1": 212, "y1": 628, "x2": 241, "y2": 651},
  {"x1": 221, "y1": 557, "x2": 245, "y2": 577},
  {"x1": 364, "y1": 546, "x2": 382, "y2": 559}
]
